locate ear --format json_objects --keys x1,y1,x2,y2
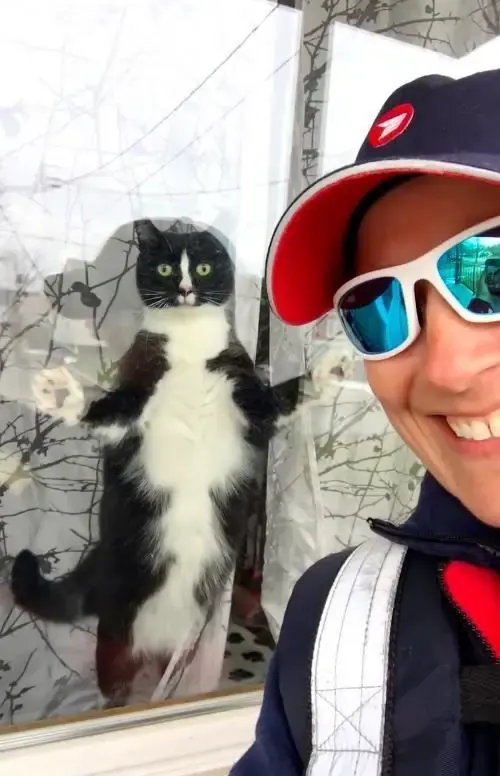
[{"x1": 134, "y1": 219, "x2": 162, "y2": 249}]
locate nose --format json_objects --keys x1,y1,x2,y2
[
  {"x1": 421, "y1": 286, "x2": 500, "y2": 393},
  {"x1": 179, "y1": 286, "x2": 192, "y2": 296}
]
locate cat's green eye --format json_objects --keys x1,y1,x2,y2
[
  {"x1": 196, "y1": 263, "x2": 211, "y2": 277},
  {"x1": 157, "y1": 263, "x2": 172, "y2": 277}
]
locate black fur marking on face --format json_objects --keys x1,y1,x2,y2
[{"x1": 134, "y1": 219, "x2": 234, "y2": 310}]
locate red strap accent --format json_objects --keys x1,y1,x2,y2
[{"x1": 443, "y1": 560, "x2": 500, "y2": 659}]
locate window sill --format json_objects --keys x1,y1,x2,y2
[{"x1": 0, "y1": 690, "x2": 262, "y2": 776}]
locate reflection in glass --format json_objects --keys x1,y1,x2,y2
[
  {"x1": 438, "y1": 230, "x2": 500, "y2": 315},
  {"x1": 10, "y1": 217, "x2": 285, "y2": 707},
  {"x1": 0, "y1": 0, "x2": 300, "y2": 725},
  {"x1": 338, "y1": 277, "x2": 408, "y2": 356},
  {"x1": 7, "y1": 217, "x2": 300, "y2": 712}
]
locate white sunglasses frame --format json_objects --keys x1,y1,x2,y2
[{"x1": 333, "y1": 213, "x2": 500, "y2": 362}]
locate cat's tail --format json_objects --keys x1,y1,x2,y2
[{"x1": 10, "y1": 547, "x2": 98, "y2": 623}]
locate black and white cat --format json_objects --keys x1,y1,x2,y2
[
  {"x1": 10, "y1": 218, "x2": 346, "y2": 697},
  {"x1": 10, "y1": 219, "x2": 297, "y2": 668}
]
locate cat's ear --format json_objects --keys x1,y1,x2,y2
[{"x1": 134, "y1": 219, "x2": 162, "y2": 249}]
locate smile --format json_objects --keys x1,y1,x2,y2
[{"x1": 446, "y1": 412, "x2": 500, "y2": 441}]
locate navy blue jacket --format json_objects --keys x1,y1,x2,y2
[{"x1": 230, "y1": 474, "x2": 500, "y2": 775}]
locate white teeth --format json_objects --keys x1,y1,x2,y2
[
  {"x1": 447, "y1": 420, "x2": 473, "y2": 439},
  {"x1": 446, "y1": 411, "x2": 500, "y2": 440},
  {"x1": 469, "y1": 420, "x2": 492, "y2": 441},
  {"x1": 488, "y1": 412, "x2": 500, "y2": 437}
]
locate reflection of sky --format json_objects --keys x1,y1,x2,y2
[
  {"x1": 321, "y1": 23, "x2": 500, "y2": 175},
  {"x1": 0, "y1": 0, "x2": 300, "y2": 287},
  {"x1": 474, "y1": 237, "x2": 500, "y2": 246}
]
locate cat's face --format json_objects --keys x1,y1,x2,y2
[{"x1": 134, "y1": 220, "x2": 234, "y2": 310}]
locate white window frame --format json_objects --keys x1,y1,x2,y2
[{"x1": 0, "y1": 690, "x2": 262, "y2": 776}]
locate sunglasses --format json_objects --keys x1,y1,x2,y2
[{"x1": 334, "y1": 215, "x2": 500, "y2": 361}]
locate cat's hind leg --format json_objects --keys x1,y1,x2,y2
[
  {"x1": 96, "y1": 621, "x2": 171, "y2": 706},
  {"x1": 95, "y1": 621, "x2": 141, "y2": 706}
]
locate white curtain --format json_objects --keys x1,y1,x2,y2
[{"x1": 263, "y1": 0, "x2": 500, "y2": 637}]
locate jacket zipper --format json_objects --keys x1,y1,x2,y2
[
  {"x1": 372, "y1": 516, "x2": 498, "y2": 660},
  {"x1": 372, "y1": 519, "x2": 500, "y2": 658},
  {"x1": 374, "y1": 518, "x2": 500, "y2": 771},
  {"x1": 369, "y1": 518, "x2": 500, "y2": 557}
]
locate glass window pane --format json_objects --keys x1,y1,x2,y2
[{"x1": 0, "y1": 0, "x2": 299, "y2": 725}]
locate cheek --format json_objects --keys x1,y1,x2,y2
[{"x1": 364, "y1": 356, "x2": 414, "y2": 417}]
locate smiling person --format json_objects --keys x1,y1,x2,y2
[{"x1": 231, "y1": 70, "x2": 500, "y2": 776}]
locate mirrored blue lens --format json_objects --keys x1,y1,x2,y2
[
  {"x1": 338, "y1": 276, "x2": 408, "y2": 355},
  {"x1": 437, "y1": 230, "x2": 500, "y2": 316}
]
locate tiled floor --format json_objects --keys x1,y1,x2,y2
[{"x1": 220, "y1": 622, "x2": 274, "y2": 689}]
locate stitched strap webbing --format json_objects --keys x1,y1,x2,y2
[{"x1": 307, "y1": 537, "x2": 406, "y2": 776}]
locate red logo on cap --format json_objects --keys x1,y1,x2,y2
[{"x1": 368, "y1": 103, "x2": 415, "y2": 148}]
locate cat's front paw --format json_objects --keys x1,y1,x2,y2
[
  {"x1": 311, "y1": 347, "x2": 355, "y2": 397},
  {"x1": 32, "y1": 366, "x2": 85, "y2": 425}
]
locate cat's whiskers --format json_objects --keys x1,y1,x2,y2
[
  {"x1": 141, "y1": 290, "x2": 175, "y2": 311},
  {"x1": 200, "y1": 291, "x2": 235, "y2": 304}
]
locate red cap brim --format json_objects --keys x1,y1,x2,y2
[
  {"x1": 266, "y1": 158, "x2": 500, "y2": 326},
  {"x1": 266, "y1": 164, "x2": 410, "y2": 326}
]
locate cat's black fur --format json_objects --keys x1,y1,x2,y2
[
  {"x1": 11, "y1": 218, "x2": 293, "y2": 664},
  {"x1": 134, "y1": 218, "x2": 235, "y2": 310}
]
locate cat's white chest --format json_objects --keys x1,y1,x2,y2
[
  {"x1": 139, "y1": 362, "x2": 250, "y2": 490},
  {"x1": 138, "y1": 307, "x2": 251, "y2": 492},
  {"x1": 131, "y1": 309, "x2": 252, "y2": 655},
  {"x1": 132, "y1": 362, "x2": 249, "y2": 654}
]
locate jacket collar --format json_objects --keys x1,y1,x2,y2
[{"x1": 370, "y1": 473, "x2": 500, "y2": 570}]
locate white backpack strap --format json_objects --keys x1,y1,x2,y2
[{"x1": 307, "y1": 537, "x2": 407, "y2": 776}]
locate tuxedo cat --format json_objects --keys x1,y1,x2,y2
[{"x1": 11, "y1": 219, "x2": 289, "y2": 667}]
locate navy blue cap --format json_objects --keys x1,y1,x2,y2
[{"x1": 267, "y1": 69, "x2": 500, "y2": 326}]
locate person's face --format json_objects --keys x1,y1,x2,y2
[{"x1": 357, "y1": 175, "x2": 500, "y2": 526}]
